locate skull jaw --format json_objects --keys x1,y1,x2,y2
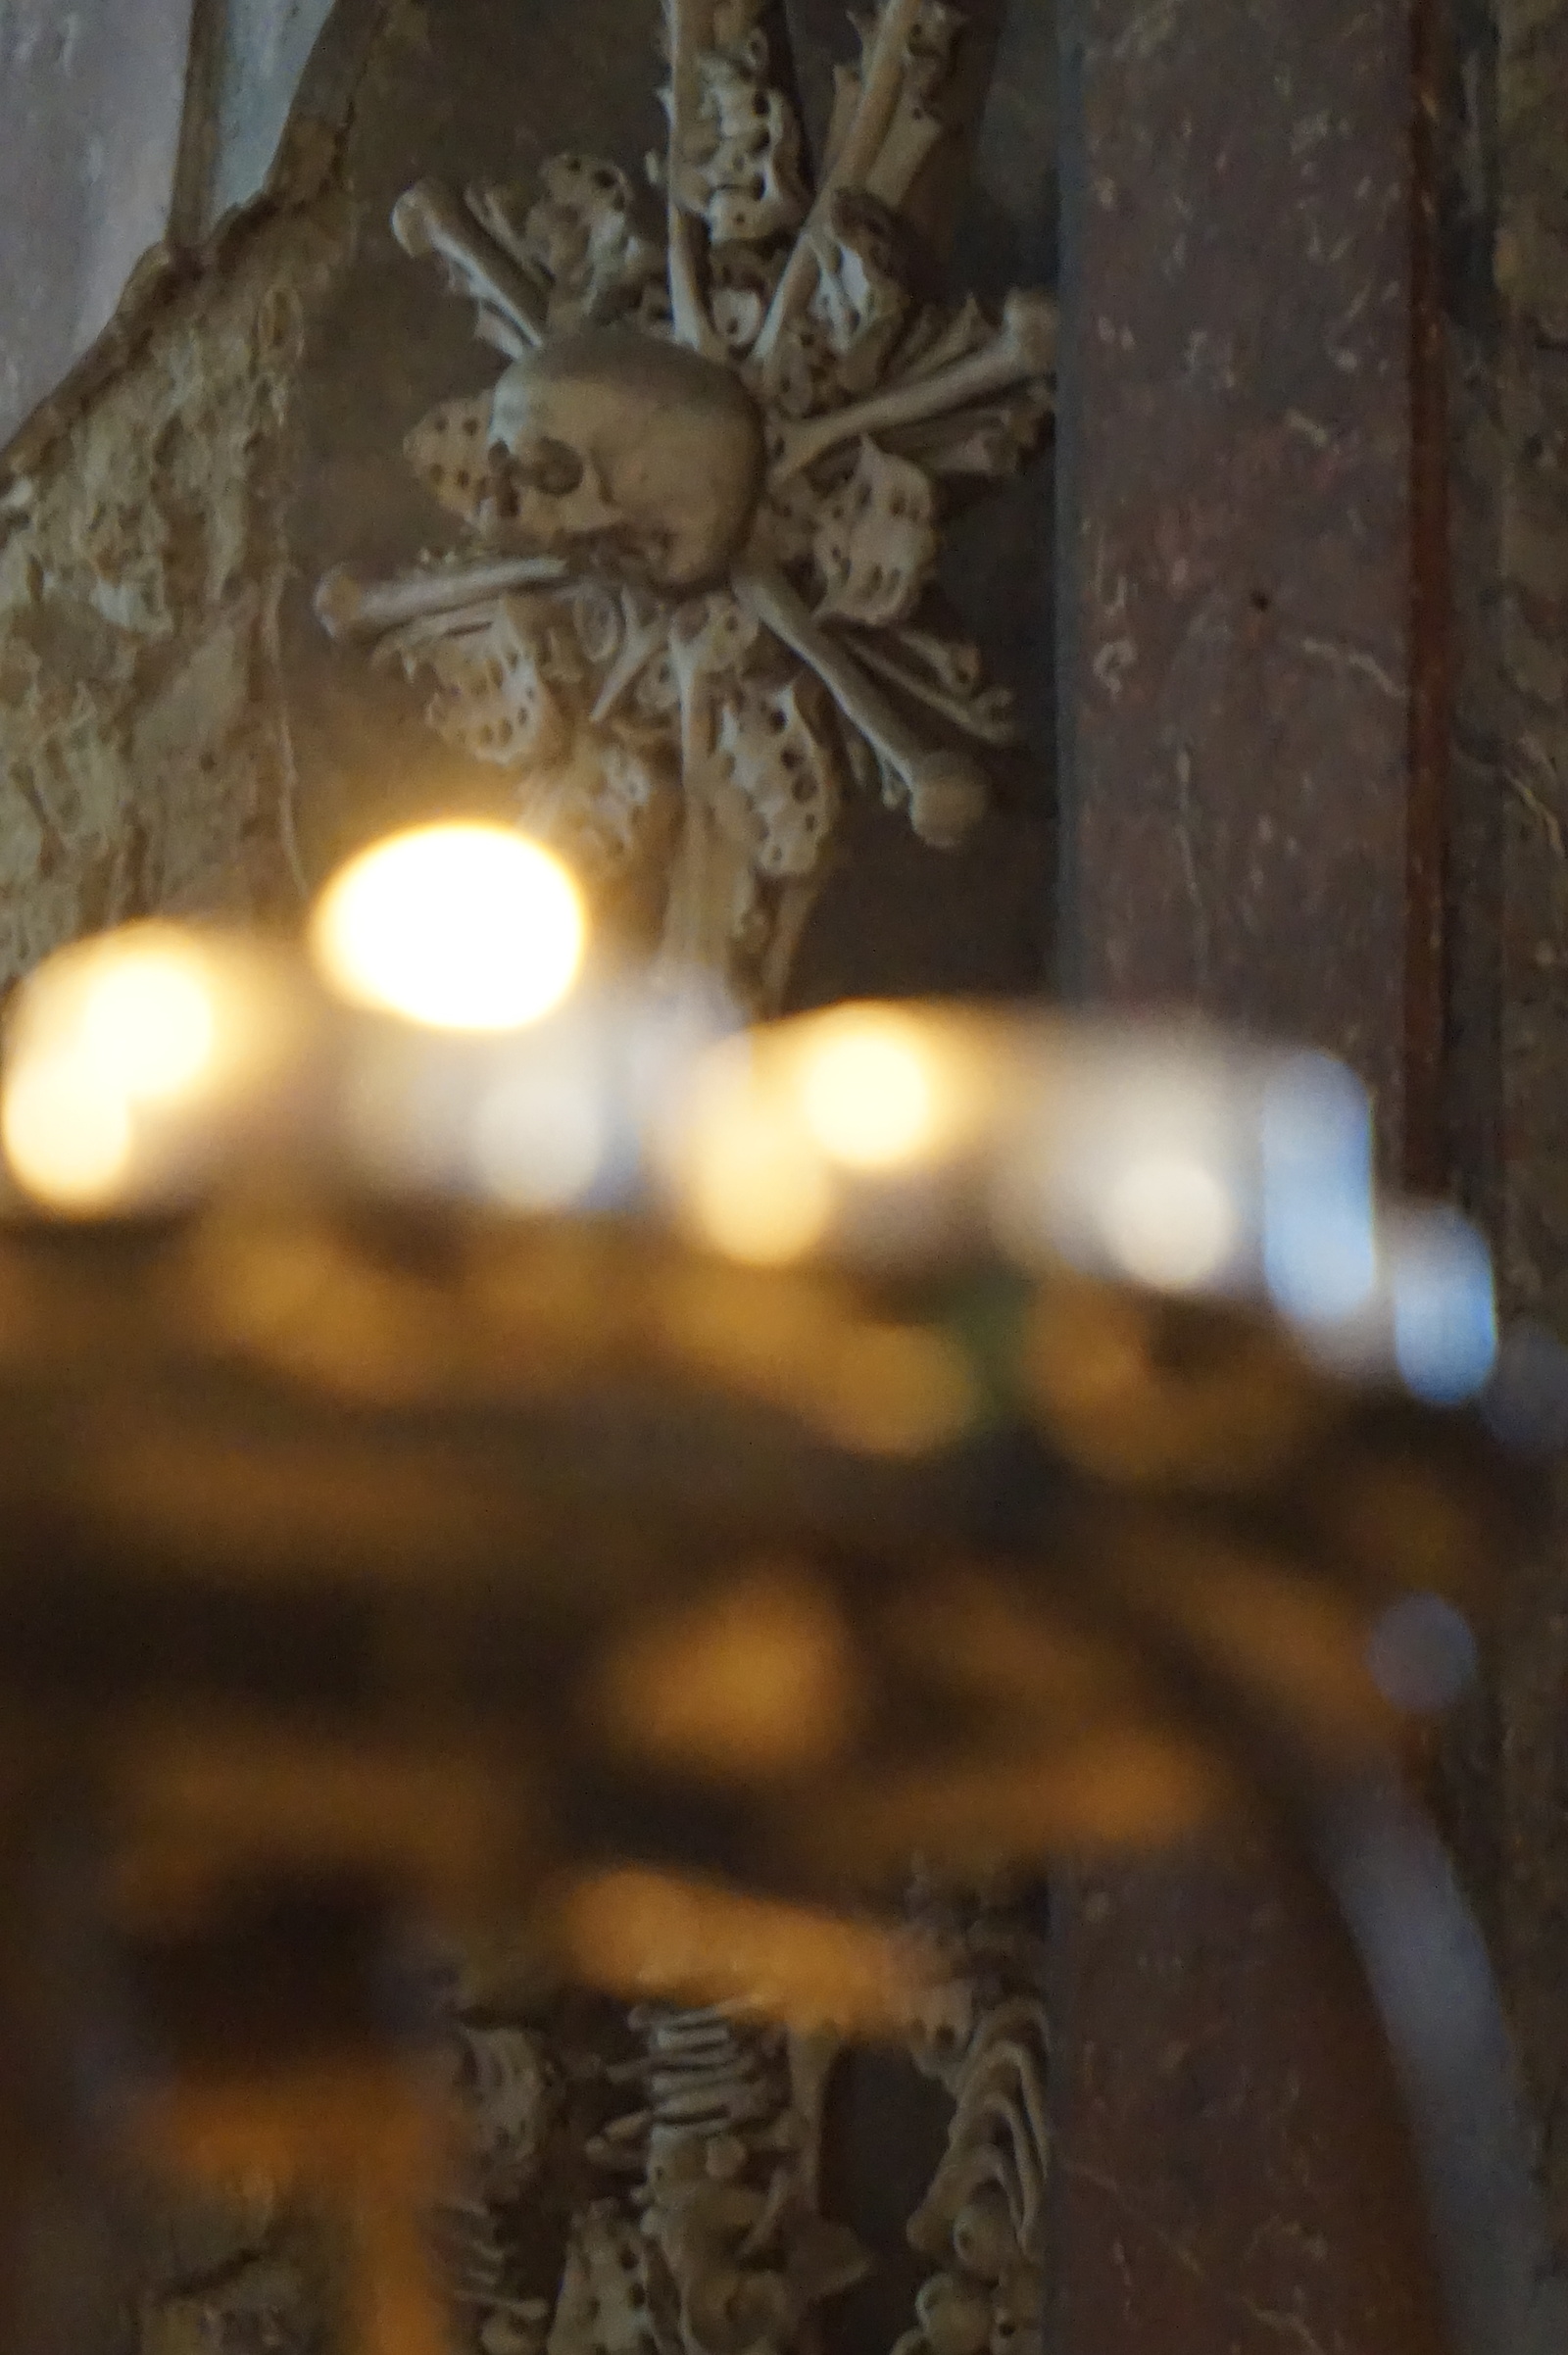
[{"x1": 487, "y1": 328, "x2": 767, "y2": 595}]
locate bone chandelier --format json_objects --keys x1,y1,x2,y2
[{"x1": 316, "y1": 0, "x2": 1056, "y2": 1007}]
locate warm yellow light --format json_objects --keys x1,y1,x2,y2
[
  {"x1": 795, "y1": 1008, "x2": 945, "y2": 1173},
  {"x1": 681, "y1": 1055, "x2": 835, "y2": 1265},
  {"x1": 310, "y1": 822, "x2": 586, "y2": 1032},
  {"x1": 1, "y1": 1057, "x2": 134, "y2": 1208},
  {"x1": 0, "y1": 926, "x2": 241, "y2": 1211},
  {"x1": 1100, "y1": 1154, "x2": 1238, "y2": 1290},
  {"x1": 77, "y1": 945, "x2": 218, "y2": 1104}
]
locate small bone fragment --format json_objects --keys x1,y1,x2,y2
[
  {"x1": 884, "y1": 390, "x2": 1051, "y2": 479},
  {"x1": 392, "y1": 179, "x2": 548, "y2": 349},
  {"x1": 770, "y1": 289, "x2": 1057, "y2": 481},
  {"x1": 735, "y1": 562, "x2": 987, "y2": 847},
  {"x1": 315, "y1": 556, "x2": 566, "y2": 642}
]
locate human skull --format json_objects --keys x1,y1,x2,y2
[{"x1": 481, "y1": 327, "x2": 766, "y2": 593}]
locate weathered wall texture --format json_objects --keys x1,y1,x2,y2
[
  {"x1": 0, "y1": 179, "x2": 347, "y2": 990},
  {"x1": 0, "y1": 0, "x2": 196, "y2": 449},
  {"x1": 1049, "y1": 2, "x2": 1461, "y2": 2349}
]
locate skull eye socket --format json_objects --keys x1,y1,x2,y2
[{"x1": 501, "y1": 436, "x2": 586, "y2": 499}]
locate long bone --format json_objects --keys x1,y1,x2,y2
[
  {"x1": 752, "y1": 0, "x2": 928, "y2": 372},
  {"x1": 863, "y1": 90, "x2": 945, "y2": 211},
  {"x1": 848, "y1": 634, "x2": 1018, "y2": 745},
  {"x1": 735, "y1": 561, "x2": 988, "y2": 848},
  {"x1": 392, "y1": 179, "x2": 549, "y2": 352},
  {"x1": 769, "y1": 288, "x2": 1057, "y2": 482},
  {"x1": 663, "y1": 0, "x2": 729, "y2": 362},
  {"x1": 463, "y1": 182, "x2": 553, "y2": 293},
  {"x1": 315, "y1": 556, "x2": 566, "y2": 643}
]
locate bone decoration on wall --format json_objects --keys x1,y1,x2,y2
[
  {"x1": 316, "y1": 0, "x2": 1056, "y2": 1008},
  {"x1": 423, "y1": 1893, "x2": 1049, "y2": 2355}
]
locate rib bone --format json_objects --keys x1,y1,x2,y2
[
  {"x1": 769, "y1": 288, "x2": 1057, "y2": 482},
  {"x1": 392, "y1": 179, "x2": 548, "y2": 350},
  {"x1": 315, "y1": 556, "x2": 566, "y2": 643},
  {"x1": 735, "y1": 561, "x2": 987, "y2": 847}
]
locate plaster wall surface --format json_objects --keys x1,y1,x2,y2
[
  {"x1": 203, "y1": 0, "x2": 342, "y2": 226},
  {"x1": 0, "y1": 0, "x2": 196, "y2": 450}
]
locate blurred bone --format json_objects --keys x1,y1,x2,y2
[
  {"x1": 849, "y1": 633, "x2": 1020, "y2": 745},
  {"x1": 770, "y1": 289, "x2": 1057, "y2": 481},
  {"x1": 753, "y1": 0, "x2": 927, "y2": 368},
  {"x1": 662, "y1": 0, "x2": 729, "y2": 359},
  {"x1": 735, "y1": 562, "x2": 988, "y2": 846},
  {"x1": 392, "y1": 179, "x2": 548, "y2": 351},
  {"x1": 314, "y1": 557, "x2": 566, "y2": 643}
]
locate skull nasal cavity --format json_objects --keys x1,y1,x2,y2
[{"x1": 502, "y1": 436, "x2": 586, "y2": 497}]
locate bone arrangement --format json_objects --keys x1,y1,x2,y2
[{"x1": 316, "y1": 0, "x2": 1056, "y2": 1008}]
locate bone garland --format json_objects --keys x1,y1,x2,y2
[
  {"x1": 318, "y1": 0, "x2": 1055, "y2": 1011},
  {"x1": 897, "y1": 1913, "x2": 1051, "y2": 2355},
  {"x1": 687, "y1": 43, "x2": 808, "y2": 245},
  {"x1": 588, "y1": 2003, "x2": 870, "y2": 2355},
  {"x1": 415, "y1": 1909, "x2": 1050, "y2": 2355}
]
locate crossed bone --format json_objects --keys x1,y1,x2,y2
[
  {"x1": 734, "y1": 563, "x2": 989, "y2": 848},
  {"x1": 769, "y1": 290, "x2": 1057, "y2": 483}
]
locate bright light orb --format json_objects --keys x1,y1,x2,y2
[
  {"x1": 795, "y1": 1010, "x2": 944, "y2": 1174},
  {"x1": 1100, "y1": 1154, "x2": 1239, "y2": 1292},
  {"x1": 2, "y1": 1058, "x2": 135, "y2": 1210},
  {"x1": 311, "y1": 822, "x2": 586, "y2": 1033},
  {"x1": 78, "y1": 947, "x2": 218, "y2": 1104},
  {"x1": 1, "y1": 927, "x2": 232, "y2": 1211}
]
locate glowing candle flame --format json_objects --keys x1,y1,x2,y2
[{"x1": 310, "y1": 821, "x2": 586, "y2": 1033}]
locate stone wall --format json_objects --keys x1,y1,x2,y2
[
  {"x1": 0, "y1": 178, "x2": 345, "y2": 989},
  {"x1": 1445, "y1": 0, "x2": 1568, "y2": 2294}
]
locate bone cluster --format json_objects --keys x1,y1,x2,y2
[
  {"x1": 430, "y1": 1902, "x2": 1049, "y2": 2355},
  {"x1": 317, "y1": 0, "x2": 1056, "y2": 1008}
]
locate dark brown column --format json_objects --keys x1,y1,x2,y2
[{"x1": 1054, "y1": 0, "x2": 1449, "y2": 2348}]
